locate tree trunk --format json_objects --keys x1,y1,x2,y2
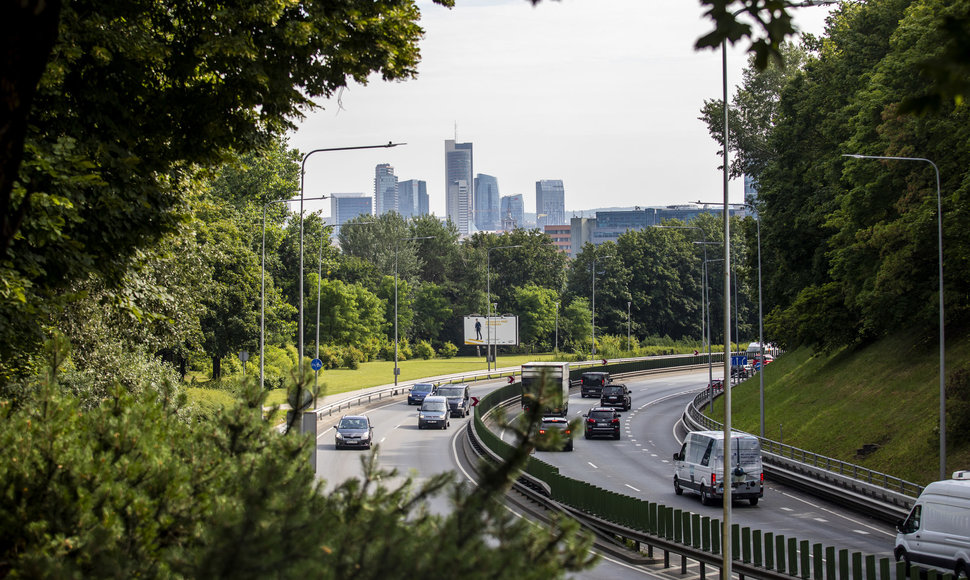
[{"x1": 212, "y1": 356, "x2": 221, "y2": 379}]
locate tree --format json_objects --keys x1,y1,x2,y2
[
  {"x1": 560, "y1": 298, "x2": 593, "y2": 353},
  {"x1": 512, "y1": 284, "x2": 558, "y2": 350},
  {"x1": 412, "y1": 282, "x2": 454, "y2": 345},
  {"x1": 0, "y1": 0, "x2": 446, "y2": 376},
  {"x1": 0, "y1": 337, "x2": 597, "y2": 577}
]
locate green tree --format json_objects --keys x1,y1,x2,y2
[
  {"x1": 560, "y1": 298, "x2": 593, "y2": 353},
  {"x1": 0, "y1": 0, "x2": 443, "y2": 377},
  {"x1": 0, "y1": 337, "x2": 596, "y2": 577},
  {"x1": 412, "y1": 282, "x2": 454, "y2": 345},
  {"x1": 512, "y1": 284, "x2": 558, "y2": 350}
]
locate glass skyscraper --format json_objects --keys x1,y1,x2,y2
[
  {"x1": 474, "y1": 173, "x2": 500, "y2": 231},
  {"x1": 535, "y1": 179, "x2": 565, "y2": 227},
  {"x1": 445, "y1": 140, "x2": 473, "y2": 235}
]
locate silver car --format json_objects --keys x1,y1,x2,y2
[
  {"x1": 417, "y1": 396, "x2": 450, "y2": 430},
  {"x1": 335, "y1": 415, "x2": 374, "y2": 450}
]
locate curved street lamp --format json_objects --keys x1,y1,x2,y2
[
  {"x1": 843, "y1": 153, "x2": 944, "y2": 479},
  {"x1": 298, "y1": 142, "x2": 405, "y2": 377}
]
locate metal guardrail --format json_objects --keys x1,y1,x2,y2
[{"x1": 683, "y1": 389, "x2": 919, "y2": 521}]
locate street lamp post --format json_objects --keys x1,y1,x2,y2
[
  {"x1": 555, "y1": 301, "x2": 560, "y2": 354},
  {"x1": 627, "y1": 301, "x2": 632, "y2": 352},
  {"x1": 843, "y1": 153, "x2": 945, "y2": 479},
  {"x1": 395, "y1": 236, "x2": 434, "y2": 386},
  {"x1": 315, "y1": 219, "x2": 376, "y2": 389},
  {"x1": 591, "y1": 255, "x2": 613, "y2": 359},
  {"x1": 298, "y1": 142, "x2": 404, "y2": 378},
  {"x1": 261, "y1": 195, "x2": 327, "y2": 389},
  {"x1": 486, "y1": 245, "x2": 522, "y2": 371}
]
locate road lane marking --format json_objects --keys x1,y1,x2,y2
[
  {"x1": 588, "y1": 462, "x2": 599, "y2": 469},
  {"x1": 777, "y1": 490, "x2": 895, "y2": 537},
  {"x1": 626, "y1": 484, "x2": 641, "y2": 492}
]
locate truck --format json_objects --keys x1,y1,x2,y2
[
  {"x1": 895, "y1": 471, "x2": 970, "y2": 579},
  {"x1": 521, "y1": 362, "x2": 570, "y2": 417}
]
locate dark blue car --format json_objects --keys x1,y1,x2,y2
[{"x1": 408, "y1": 382, "x2": 435, "y2": 405}]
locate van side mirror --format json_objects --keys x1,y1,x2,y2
[{"x1": 673, "y1": 452, "x2": 683, "y2": 461}]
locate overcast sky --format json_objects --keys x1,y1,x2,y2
[{"x1": 288, "y1": 0, "x2": 833, "y2": 218}]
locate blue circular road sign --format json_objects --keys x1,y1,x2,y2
[{"x1": 310, "y1": 358, "x2": 323, "y2": 371}]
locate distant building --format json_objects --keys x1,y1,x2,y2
[
  {"x1": 331, "y1": 194, "x2": 372, "y2": 234},
  {"x1": 445, "y1": 140, "x2": 473, "y2": 235},
  {"x1": 500, "y1": 194, "x2": 524, "y2": 231},
  {"x1": 398, "y1": 179, "x2": 428, "y2": 218},
  {"x1": 535, "y1": 179, "x2": 565, "y2": 227},
  {"x1": 544, "y1": 224, "x2": 571, "y2": 254},
  {"x1": 374, "y1": 164, "x2": 398, "y2": 216},
  {"x1": 474, "y1": 173, "x2": 500, "y2": 231},
  {"x1": 570, "y1": 205, "x2": 745, "y2": 255}
]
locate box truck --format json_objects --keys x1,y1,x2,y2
[
  {"x1": 521, "y1": 362, "x2": 570, "y2": 417},
  {"x1": 895, "y1": 471, "x2": 970, "y2": 579}
]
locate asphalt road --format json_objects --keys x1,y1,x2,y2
[{"x1": 312, "y1": 368, "x2": 898, "y2": 578}]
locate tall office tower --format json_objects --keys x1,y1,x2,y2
[
  {"x1": 474, "y1": 173, "x2": 500, "y2": 231},
  {"x1": 374, "y1": 164, "x2": 398, "y2": 215},
  {"x1": 445, "y1": 139, "x2": 473, "y2": 234},
  {"x1": 331, "y1": 193, "x2": 372, "y2": 234},
  {"x1": 500, "y1": 194, "x2": 524, "y2": 231},
  {"x1": 535, "y1": 179, "x2": 565, "y2": 228},
  {"x1": 417, "y1": 181, "x2": 429, "y2": 216},
  {"x1": 398, "y1": 179, "x2": 417, "y2": 218}
]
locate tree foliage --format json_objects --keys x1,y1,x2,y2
[{"x1": 0, "y1": 337, "x2": 595, "y2": 577}]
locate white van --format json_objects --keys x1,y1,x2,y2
[
  {"x1": 894, "y1": 472, "x2": 970, "y2": 579},
  {"x1": 673, "y1": 430, "x2": 764, "y2": 506}
]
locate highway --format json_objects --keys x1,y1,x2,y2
[{"x1": 312, "y1": 368, "x2": 898, "y2": 577}]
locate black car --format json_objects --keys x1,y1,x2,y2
[
  {"x1": 537, "y1": 416, "x2": 574, "y2": 452},
  {"x1": 408, "y1": 382, "x2": 435, "y2": 405},
  {"x1": 600, "y1": 384, "x2": 631, "y2": 411},
  {"x1": 334, "y1": 415, "x2": 374, "y2": 449},
  {"x1": 580, "y1": 371, "x2": 612, "y2": 398},
  {"x1": 584, "y1": 407, "x2": 621, "y2": 440},
  {"x1": 434, "y1": 384, "x2": 470, "y2": 418}
]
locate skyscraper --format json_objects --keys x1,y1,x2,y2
[
  {"x1": 374, "y1": 163, "x2": 398, "y2": 215},
  {"x1": 331, "y1": 193, "x2": 372, "y2": 234},
  {"x1": 535, "y1": 179, "x2": 565, "y2": 228},
  {"x1": 474, "y1": 173, "x2": 500, "y2": 231},
  {"x1": 398, "y1": 179, "x2": 427, "y2": 218},
  {"x1": 500, "y1": 194, "x2": 524, "y2": 231},
  {"x1": 445, "y1": 139, "x2": 473, "y2": 235}
]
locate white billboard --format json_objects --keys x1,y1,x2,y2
[{"x1": 464, "y1": 315, "x2": 518, "y2": 346}]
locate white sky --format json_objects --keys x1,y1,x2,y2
[{"x1": 289, "y1": 0, "x2": 833, "y2": 218}]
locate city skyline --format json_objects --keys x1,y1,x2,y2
[{"x1": 289, "y1": 0, "x2": 833, "y2": 219}]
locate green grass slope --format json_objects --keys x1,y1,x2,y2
[{"x1": 709, "y1": 332, "x2": 970, "y2": 486}]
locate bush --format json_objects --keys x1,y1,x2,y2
[
  {"x1": 438, "y1": 341, "x2": 458, "y2": 359},
  {"x1": 415, "y1": 340, "x2": 435, "y2": 360},
  {"x1": 317, "y1": 344, "x2": 343, "y2": 370},
  {"x1": 342, "y1": 346, "x2": 365, "y2": 369}
]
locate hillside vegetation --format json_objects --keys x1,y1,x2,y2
[{"x1": 709, "y1": 331, "x2": 970, "y2": 486}]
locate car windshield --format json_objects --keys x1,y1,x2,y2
[
  {"x1": 602, "y1": 386, "x2": 623, "y2": 395},
  {"x1": 338, "y1": 418, "x2": 367, "y2": 429},
  {"x1": 436, "y1": 387, "x2": 463, "y2": 397},
  {"x1": 589, "y1": 411, "x2": 614, "y2": 420},
  {"x1": 421, "y1": 401, "x2": 446, "y2": 412},
  {"x1": 412, "y1": 384, "x2": 433, "y2": 393},
  {"x1": 542, "y1": 419, "x2": 566, "y2": 427}
]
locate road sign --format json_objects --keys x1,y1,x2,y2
[
  {"x1": 310, "y1": 358, "x2": 323, "y2": 371},
  {"x1": 508, "y1": 376, "x2": 515, "y2": 384},
  {"x1": 471, "y1": 396, "x2": 480, "y2": 407},
  {"x1": 602, "y1": 359, "x2": 608, "y2": 365},
  {"x1": 731, "y1": 355, "x2": 747, "y2": 367}
]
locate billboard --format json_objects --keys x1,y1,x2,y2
[{"x1": 464, "y1": 315, "x2": 518, "y2": 346}]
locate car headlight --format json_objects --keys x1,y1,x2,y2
[
  {"x1": 419, "y1": 414, "x2": 427, "y2": 420},
  {"x1": 336, "y1": 432, "x2": 345, "y2": 439},
  {"x1": 361, "y1": 432, "x2": 370, "y2": 440}
]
